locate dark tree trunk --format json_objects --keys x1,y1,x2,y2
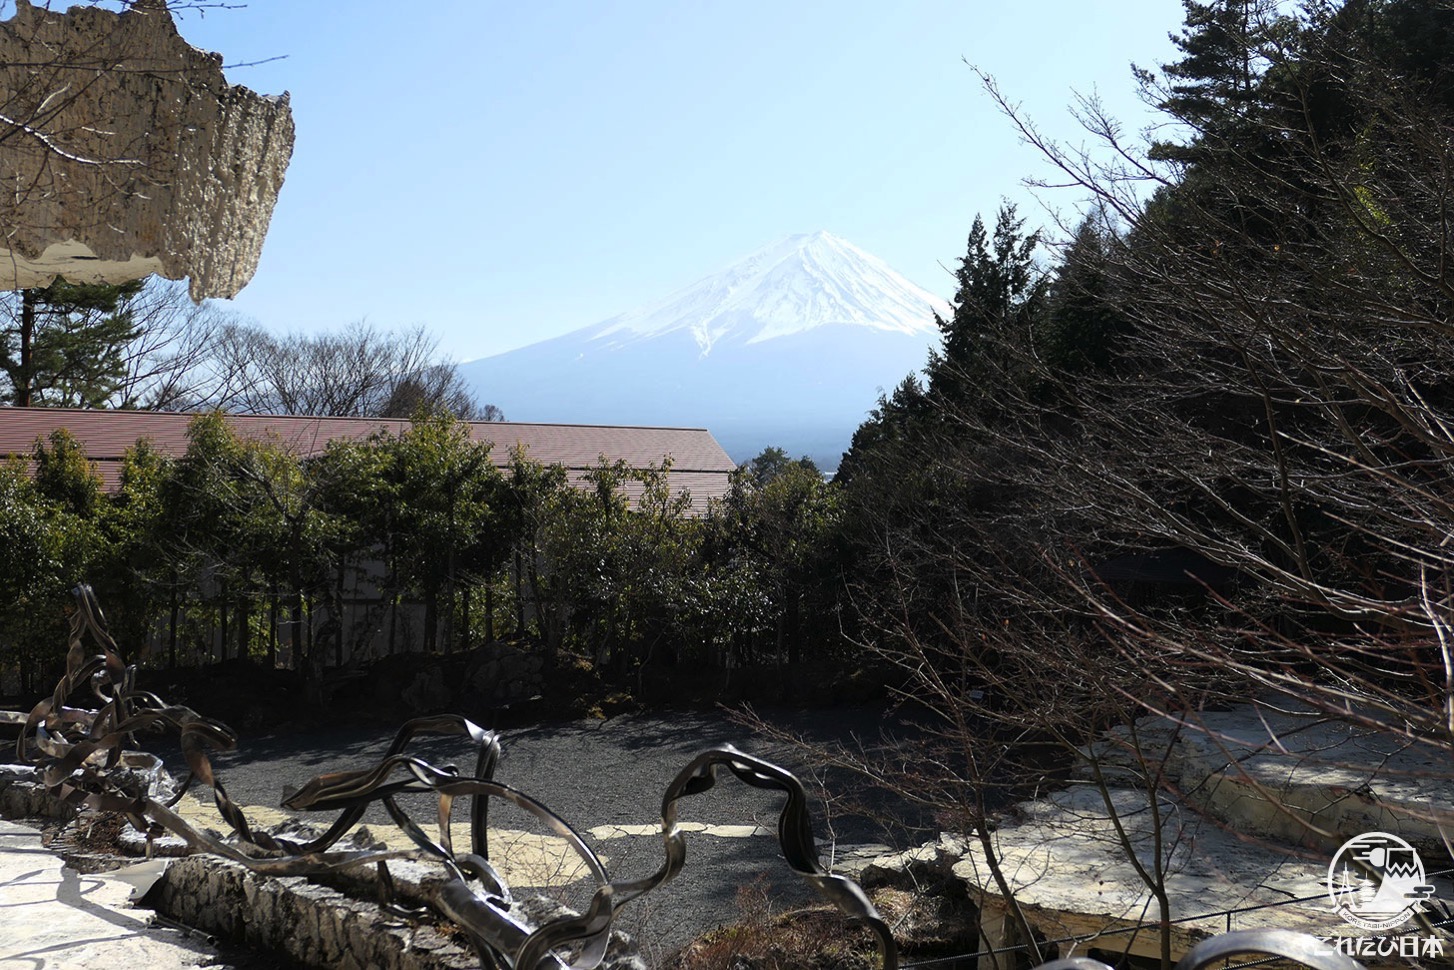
[
  {"x1": 168, "y1": 579, "x2": 179, "y2": 669},
  {"x1": 424, "y1": 590, "x2": 438, "y2": 654},
  {"x1": 14, "y1": 289, "x2": 35, "y2": 406},
  {"x1": 218, "y1": 580, "x2": 229, "y2": 663},
  {"x1": 460, "y1": 584, "x2": 471, "y2": 650},
  {"x1": 442, "y1": 517, "x2": 456, "y2": 654},
  {"x1": 268, "y1": 591, "x2": 279, "y2": 668},
  {"x1": 387, "y1": 548, "x2": 399, "y2": 656},
  {"x1": 335, "y1": 558, "x2": 345, "y2": 667},
  {"x1": 237, "y1": 590, "x2": 251, "y2": 663},
  {"x1": 291, "y1": 580, "x2": 304, "y2": 671},
  {"x1": 485, "y1": 577, "x2": 495, "y2": 643},
  {"x1": 514, "y1": 550, "x2": 525, "y2": 635}
]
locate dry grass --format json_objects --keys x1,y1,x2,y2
[{"x1": 671, "y1": 878, "x2": 881, "y2": 970}]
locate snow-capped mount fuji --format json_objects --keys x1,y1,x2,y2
[
  {"x1": 460, "y1": 232, "x2": 950, "y2": 468},
  {"x1": 591, "y1": 231, "x2": 944, "y2": 353}
]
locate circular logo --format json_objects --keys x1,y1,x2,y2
[{"x1": 1327, "y1": 832, "x2": 1436, "y2": 931}]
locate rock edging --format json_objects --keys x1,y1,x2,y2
[{"x1": 0, "y1": 767, "x2": 644, "y2": 970}]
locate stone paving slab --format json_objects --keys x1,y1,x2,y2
[
  {"x1": 1081, "y1": 704, "x2": 1454, "y2": 854},
  {"x1": 0, "y1": 818, "x2": 222, "y2": 970}
]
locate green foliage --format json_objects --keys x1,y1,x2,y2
[
  {"x1": 96, "y1": 440, "x2": 172, "y2": 652},
  {"x1": 1038, "y1": 213, "x2": 1130, "y2": 375},
  {"x1": 704, "y1": 448, "x2": 842, "y2": 664},
  {"x1": 925, "y1": 204, "x2": 1047, "y2": 407},
  {"x1": 384, "y1": 413, "x2": 504, "y2": 652},
  {"x1": 1148, "y1": 0, "x2": 1291, "y2": 145},
  {"x1": 824, "y1": 0, "x2": 1454, "y2": 779},
  {"x1": 534, "y1": 457, "x2": 695, "y2": 669},
  {"x1": 0, "y1": 452, "x2": 108, "y2": 689},
  {"x1": 17, "y1": 0, "x2": 1449, "y2": 711},
  {"x1": 32, "y1": 428, "x2": 103, "y2": 517},
  {"x1": 741, "y1": 446, "x2": 821, "y2": 487},
  {"x1": 0, "y1": 277, "x2": 145, "y2": 408}
]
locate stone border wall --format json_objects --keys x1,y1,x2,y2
[
  {"x1": 0, "y1": 771, "x2": 500, "y2": 970},
  {"x1": 154, "y1": 854, "x2": 478, "y2": 970}
]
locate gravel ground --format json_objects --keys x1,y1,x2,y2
[{"x1": 139, "y1": 706, "x2": 931, "y2": 961}]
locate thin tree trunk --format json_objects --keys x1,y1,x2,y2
[
  {"x1": 15, "y1": 289, "x2": 35, "y2": 406},
  {"x1": 219, "y1": 579, "x2": 229, "y2": 663},
  {"x1": 387, "y1": 548, "x2": 399, "y2": 655},
  {"x1": 168, "y1": 579, "x2": 179, "y2": 669},
  {"x1": 525, "y1": 556, "x2": 560, "y2": 666},
  {"x1": 388, "y1": 595, "x2": 398, "y2": 655},
  {"x1": 514, "y1": 550, "x2": 525, "y2": 635},
  {"x1": 460, "y1": 584, "x2": 471, "y2": 650},
  {"x1": 442, "y1": 511, "x2": 457, "y2": 653},
  {"x1": 786, "y1": 586, "x2": 801, "y2": 664},
  {"x1": 424, "y1": 590, "x2": 438, "y2": 654},
  {"x1": 291, "y1": 576, "x2": 304, "y2": 672},
  {"x1": 237, "y1": 589, "x2": 250, "y2": 663},
  {"x1": 268, "y1": 591, "x2": 278, "y2": 668},
  {"x1": 485, "y1": 576, "x2": 495, "y2": 643},
  {"x1": 335, "y1": 558, "x2": 345, "y2": 667}
]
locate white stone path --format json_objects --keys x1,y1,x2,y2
[{"x1": 0, "y1": 818, "x2": 221, "y2": 969}]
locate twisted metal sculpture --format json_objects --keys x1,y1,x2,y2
[
  {"x1": 4, "y1": 587, "x2": 1372, "y2": 970},
  {"x1": 9, "y1": 587, "x2": 895, "y2": 969}
]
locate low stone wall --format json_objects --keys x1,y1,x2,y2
[
  {"x1": 0, "y1": 768, "x2": 642, "y2": 970},
  {"x1": 154, "y1": 854, "x2": 477, "y2": 970},
  {"x1": 0, "y1": 766, "x2": 76, "y2": 821}
]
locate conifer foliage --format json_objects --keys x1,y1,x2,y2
[{"x1": 0, "y1": 278, "x2": 143, "y2": 407}]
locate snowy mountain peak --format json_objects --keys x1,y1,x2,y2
[
  {"x1": 461, "y1": 233, "x2": 952, "y2": 467},
  {"x1": 589, "y1": 232, "x2": 949, "y2": 356}
]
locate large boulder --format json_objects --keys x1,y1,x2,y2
[{"x1": 0, "y1": 0, "x2": 293, "y2": 298}]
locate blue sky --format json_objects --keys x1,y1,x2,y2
[{"x1": 166, "y1": 1, "x2": 1183, "y2": 361}]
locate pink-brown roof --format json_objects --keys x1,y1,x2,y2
[{"x1": 0, "y1": 408, "x2": 736, "y2": 509}]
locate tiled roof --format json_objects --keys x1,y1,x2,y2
[{"x1": 0, "y1": 408, "x2": 736, "y2": 509}]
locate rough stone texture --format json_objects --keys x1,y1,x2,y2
[
  {"x1": 949, "y1": 786, "x2": 1348, "y2": 962},
  {"x1": 953, "y1": 705, "x2": 1450, "y2": 966},
  {"x1": 463, "y1": 642, "x2": 546, "y2": 706},
  {"x1": 821, "y1": 842, "x2": 895, "y2": 881},
  {"x1": 401, "y1": 665, "x2": 454, "y2": 712},
  {"x1": 154, "y1": 852, "x2": 647, "y2": 970},
  {"x1": 153, "y1": 854, "x2": 480, "y2": 970},
  {"x1": 0, "y1": 0, "x2": 293, "y2": 298},
  {"x1": 828, "y1": 702, "x2": 1454, "y2": 968},
  {"x1": 2, "y1": 764, "x2": 646, "y2": 969},
  {"x1": 0, "y1": 764, "x2": 76, "y2": 821},
  {"x1": 395, "y1": 644, "x2": 550, "y2": 713},
  {"x1": 1078, "y1": 704, "x2": 1454, "y2": 855},
  {"x1": 849, "y1": 837, "x2": 964, "y2": 892}
]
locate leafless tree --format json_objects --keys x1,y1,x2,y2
[
  {"x1": 107, "y1": 277, "x2": 243, "y2": 409},
  {"x1": 200, "y1": 320, "x2": 502, "y2": 420},
  {"x1": 820, "y1": 9, "x2": 1454, "y2": 966}
]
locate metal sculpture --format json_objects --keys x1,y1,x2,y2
[
  {"x1": 4, "y1": 587, "x2": 1371, "y2": 970},
  {"x1": 10, "y1": 586, "x2": 895, "y2": 970}
]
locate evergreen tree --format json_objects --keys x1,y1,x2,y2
[
  {"x1": 835, "y1": 374, "x2": 930, "y2": 485},
  {"x1": 0, "y1": 277, "x2": 145, "y2": 407},
  {"x1": 31, "y1": 428, "x2": 103, "y2": 517},
  {"x1": 1039, "y1": 212, "x2": 1129, "y2": 375},
  {"x1": 925, "y1": 204, "x2": 1046, "y2": 408},
  {"x1": 1145, "y1": 0, "x2": 1291, "y2": 162},
  {"x1": 385, "y1": 414, "x2": 502, "y2": 653}
]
